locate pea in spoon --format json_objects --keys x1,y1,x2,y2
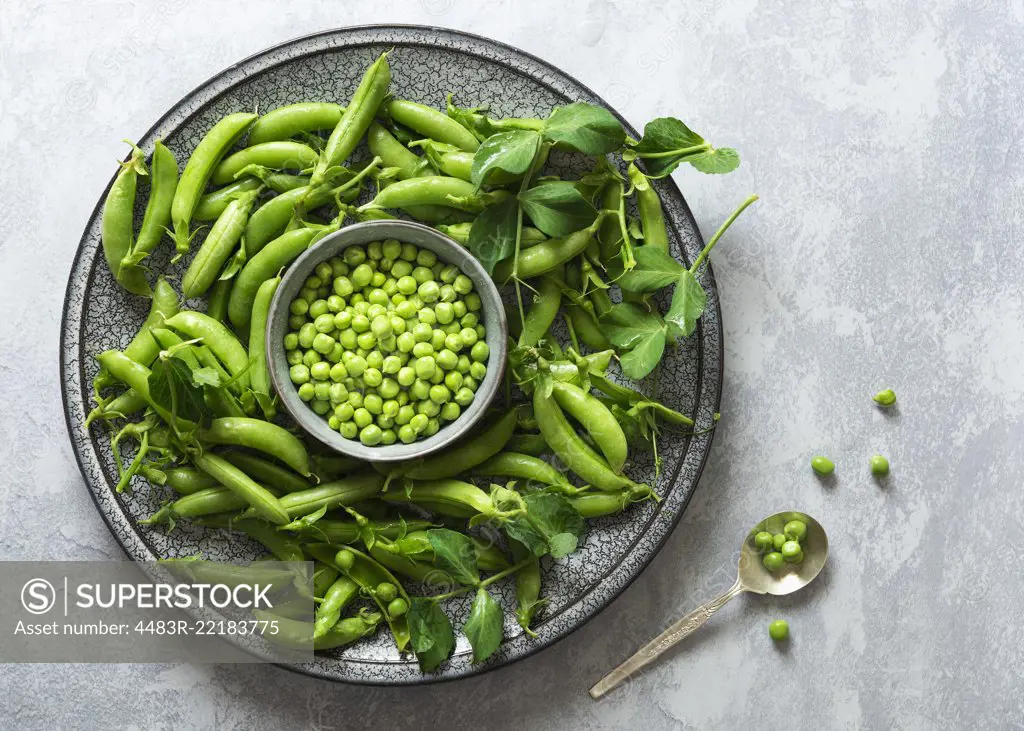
[{"x1": 589, "y1": 511, "x2": 828, "y2": 699}]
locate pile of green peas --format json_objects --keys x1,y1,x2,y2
[
  {"x1": 754, "y1": 519, "x2": 808, "y2": 572},
  {"x1": 283, "y1": 238, "x2": 489, "y2": 446}
]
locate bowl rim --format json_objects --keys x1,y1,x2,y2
[{"x1": 267, "y1": 219, "x2": 509, "y2": 462}]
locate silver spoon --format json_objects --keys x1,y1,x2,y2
[{"x1": 589, "y1": 510, "x2": 829, "y2": 699}]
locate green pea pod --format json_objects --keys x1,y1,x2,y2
[
  {"x1": 511, "y1": 540, "x2": 544, "y2": 635},
  {"x1": 313, "y1": 575, "x2": 360, "y2": 638},
  {"x1": 518, "y1": 270, "x2": 563, "y2": 347},
  {"x1": 164, "y1": 311, "x2": 250, "y2": 388},
  {"x1": 249, "y1": 276, "x2": 280, "y2": 404},
  {"x1": 221, "y1": 452, "x2": 311, "y2": 494},
  {"x1": 368, "y1": 543, "x2": 443, "y2": 585},
  {"x1": 312, "y1": 564, "x2": 341, "y2": 599},
  {"x1": 367, "y1": 122, "x2": 455, "y2": 222},
  {"x1": 242, "y1": 182, "x2": 338, "y2": 256},
  {"x1": 533, "y1": 380, "x2": 634, "y2": 492},
  {"x1": 378, "y1": 479, "x2": 495, "y2": 518},
  {"x1": 198, "y1": 417, "x2": 310, "y2": 477},
  {"x1": 84, "y1": 388, "x2": 148, "y2": 427},
  {"x1": 493, "y1": 219, "x2": 601, "y2": 282},
  {"x1": 310, "y1": 52, "x2": 391, "y2": 187},
  {"x1": 566, "y1": 303, "x2": 612, "y2": 351},
  {"x1": 141, "y1": 485, "x2": 248, "y2": 524},
  {"x1": 160, "y1": 467, "x2": 218, "y2": 495},
  {"x1": 310, "y1": 454, "x2": 368, "y2": 480},
  {"x1": 438, "y1": 222, "x2": 548, "y2": 248},
  {"x1": 161, "y1": 560, "x2": 298, "y2": 592},
  {"x1": 228, "y1": 228, "x2": 319, "y2": 328},
  {"x1": 196, "y1": 515, "x2": 305, "y2": 562},
  {"x1": 266, "y1": 471, "x2": 385, "y2": 519},
  {"x1": 387, "y1": 410, "x2": 517, "y2": 481},
  {"x1": 360, "y1": 176, "x2": 504, "y2": 213},
  {"x1": 387, "y1": 99, "x2": 479, "y2": 152},
  {"x1": 148, "y1": 327, "x2": 244, "y2": 419},
  {"x1": 95, "y1": 350, "x2": 186, "y2": 427},
  {"x1": 550, "y1": 381, "x2": 628, "y2": 473},
  {"x1": 248, "y1": 102, "x2": 345, "y2": 146},
  {"x1": 171, "y1": 112, "x2": 258, "y2": 258},
  {"x1": 211, "y1": 141, "x2": 319, "y2": 186},
  {"x1": 597, "y1": 179, "x2": 627, "y2": 262},
  {"x1": 570, "y1": 486, "x2": 653, "y2": 518},
  {"x1": 504, "y1": 432, "x2": 550, "y2": 457},
  {"x1": 256, "y1": 609, "x2": 382, "y2": 651},
  {"x1": 472, "y1": 451, "x2": 570, "y2": 489},
  {"x1": 634, "y1": 174, "x2": 669, "y2": 253},
  {"x1": 194, "y1": 178, "x2": 263, "y2": 222},
  {"x1": 193, "y1": 452, "x2": 289, "y2": 525},
  {"x1": 101, "y1": 141, "x2": 150, "y2": 295},
  {"x1": 306, "y1": 543, "x2": 411, "y2": 652},
  {"x1": 118, "y1": 140, "x2": 178, "y2": 291},
  {"x1": 182, "y1": 188, "x2": 260, "y2": 298}
]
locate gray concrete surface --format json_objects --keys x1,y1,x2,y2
[{"x1": 2, "y1": 0, "x2": 1023, "y2": 728}]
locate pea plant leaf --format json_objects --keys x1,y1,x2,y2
[
  {"x1": 543, "y1": 102, "x2": 626, "y2": 156},
  {"x1": 600, "y1": 303, "x2": 670, "y2": 380},
  {"x1": 518, "y1": 182, "x2": 598, "y2": 237},
  {"x1": 665, "y1": 270, "x2": 708, "y2": 338},
  {"x1": 189, "y1": 366, "x2": 222, "y2": 388},
  {"x1": 467, "y1": 197, "x2": 519, "y2": 275},
  {"x1": 426, "y1": 528, "x2": 480, "y2": 586},
  {"x1": 616, "y1": 247, "x2": 685, "y2": 293},
  {"x1": 148, "y1": 355, "x2": 212, "y2": 427},
  {"x1": 502, "y1": 493, "x2": 585, "y2": 558},
  {"x1": 408, "y1": 598, "x2": 455, "y2": 672},
  {"x1": 463, "y1": 588, "x2": 504, "y2": 663},
  {"x1": 625, "y1": 117, "x2": 740, "y2": 178},
  {"x1": 471, "y1": 130, "x2": 540, "y2": 188}
]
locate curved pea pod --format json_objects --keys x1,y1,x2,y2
[
  {"x1": 471, "y1": 451, "x2": 571, "y2": 490},
  {"x1": 368, "y1": 543, "x2": 446, "y2": 585},
  {"x1": 211, "y1": 141, "x2": 319, "y2": 185},
  {"x1": 378, "y1": 479, "x2": 496, "y2": 518},
  {"x1": 359, "y1": 176, "x2": 507, "y2": 214},
  {"x1": 493, "y1": 219, "x2": 602, "y2": 282},
  {"x1": 566, "y1": 302, "x2": 612, "y2": 351},
  {"x1": 387, "y1": 99, "x2": 479, "y2": 152},
  {"x1": 228, "y1": 227, "x2": 318, "y2": 328},
  {"x1": 171, "y1": 112, "x2": 258, "y2": 258},
  {"x1": 551, "y1": 381, "x2": 628, "y2": 473},
  {"x1": 269, "y1": 470, "x2": 385, "y2": 519},
  {"x1": 206, "y1": 277, "x2": 233, "y2": 324},
  {"x1": 533, "y1": 379, "x2": 636, "y2": 492},
  {"x1": 247, "y1": 102, "x2": 345, "y2": 146},
  {"x1": 306, "y1": 543, "x2": 411, "y2": 652},
  {"x1": 198, "y1": 417, "x2": 310, "y2": 477},
  {"x1": 312, "y1": 574, "x2": 360, "y2": 639},
  {"x1": 117, "y1": 140, "x2": 178, "y2": 290},
  {"x1": 504, "y1": 432, "x2": 550, "y2": 457},
  {"x1": 161, "y1": 559, "x2": 300, "y2": 592},
  {"x1": 140, "y1": 485, "x2": 251, "y2": 524},
  {"x1": 310, "y1": 52, "x2": 391, "y2": 187},
  {"x1": 196, "y1": 515, "x2": 305, "y2": 562},
  {"x1": 248, "y1": 275, "x2": 280, "y2": 409},
  {"x1": 193, "y1": 452, "x2": 289, "y2": 525},
  {"x1": 384, "y1": 410, "x2": 517, "y2": 481},
  {"x1": 193, "y1": 177, "x2": 263, "y2": 221},
  {"x1": 634, "y1": 175, "x2": 669, "y2": 254},
  {"x1": 242, "y1": 183, "x2": 336, "y2": 256},
  {"x1": 439, "y1": 222, "x2": 547, "y2": 249},
  {"x1": 590, "y1": 373, "x2": 694, "y2": 427},
  {"x1": 181, "y1": 188, "x2": 260, "y2": 298},
  {"x1": 160, "y1": 467, "x2": 218, "y2": 495},
  {"x1": 570, "y1": 485, "x2": 654, "y2": 518},
  {"x1": 101, "y1": 141, "x2": 150, "y2": 295},
  {"x1": 163, "y1": 311, "x2": 250, "y2": 387},
  {"x1": 518, "y1": 270, "x2": 563, "y2": 347},
  {"x1": 222, "y1": 451, "x2": 311, "y2": 494}
]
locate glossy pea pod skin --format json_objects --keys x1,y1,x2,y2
[
  {"x1": 368, "y1": 544, "x2": 443, "y2": 585},
  {"x1": 193, "y1": 452, "x2": 290, "y2": 525},
  {"x1": 504, "y1": 432, "x2": 550, "y2": 457},
  {"x1": 160, "y1": 467, "x2": 218, "y2": 495},
  {"x1": 181, "y1": 188, "x2": 260, "y2": 298},
  {"x1": 366, "y1": 122, "x2": 454, "y2": 222},
  {"x1": 361, "y1": 176, "x2": 499, "y2": 214},
  {"x1": 164, "y1": 311, "x2": 250, "y2": 387},
  {"x1": 570, "y1": 487, "x2": 652, "y2": 518},
  {"x1": 387, "y1": 99, "x2": 480, "y2": 152},
  {"x1": 394, "y1": 530, "x2": 511, "y2": 572},
  {"x1": 171, "y1": 112, "x2": 258, "y2": 257},
  {"x1": 206, "y1": 277, "x2": 233, "y2": 324},
  {"x1": 248, "y1": 276, "x2": 280, "y2": 405},
  {"x1": 272, "y1": 471, "x2": 386, "y2": 519},
  {"x1": 228, "y1": 227, "x2": 318, "y2": 328},
  {"x1": 518, "y1": 269, "x2": 563, "y2": 347},
  {"x1": 287, "y1": 518, "x2": 434, "y2": 546},
  {"x1": 95, "y1": 350, "x2": 183, "y2": 426},
  {"x1": 439, "y1": 222, "x2": 548, "y2": 249},
  {"x1": 533, "y1": 382, "x2": 634, "y2": 492},
  {"x1": 313, "y1": 575, "x2": 360, "y2": 639},
  {"x1": 120, "y1": 140, "x2": 178, "y2": 289},
  {"x1": 471, "y1": 451, "x2": 570, "y2": 488},
  {"x1": 211, "y1": 141, "x2": 320, "y2": 186},
  {"x1": 198, "y1": 417, "x2": 310, "y2": 477},
  {"x1": 378, "y1": 479, "x2": 495, "y2": 518},
  {"x1": 101, "y1": 142, "x2": 150, "y2": 295},
  {"x1": 597, "y1": 179, "x2": 627, "y2": 262},
  {"x1": 140, "y1": 485, "x2": 249, "y2": 524},
  {"x1": 566, "y1": 302, "x2": 612, "y2": 351},
  {"x1": 242, "y1": 182, "x2": 337, "y2": 256},
  {"x1": 306, "y1": 543, "x2": 412, "y2": 652},
  {"x1": 551, "y1": 380, "x2": 628, "y2": 473},
  {"x1": 247, "y1": 102, "x2": 345, "y2": 146},
  {"x1": 193, "y1": 178, "x2": 262, "y2": 221},
  {"x1": 310, "y1": 52, "x2": 391, "y2": 187},
  {"x1": 493, "y1": 220, "x2": 601, "y2": 282},
  {"x1": 385, "y1": 410, "x2": 517, "y2": 480}
]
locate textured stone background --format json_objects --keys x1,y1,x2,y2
[{"x1": 2, "y1": 0, "x2": 1023, "y2": 728}]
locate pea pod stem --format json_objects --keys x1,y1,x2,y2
[{"x1": 424, "y1": 556, "x2": 536, "y2": 603}]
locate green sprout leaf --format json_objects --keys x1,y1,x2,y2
[
  {"x1": 463, "y1": 588, "x2": 504, "y2": 663},
  {"x1": 543, "y1": 102, "x2": 625, "y2": 156},
  {"x1": 616, "y1": 246, "x2": 685, "y2": 293},
  {"x1": 408, "y1": 598, "x2": 455, "y2": 672},
  {"x1": 426, "y1": 528, "x2": 480, "y2": 586},
  {"x1": 467, "y1": 197, "x2": 519, "y2": 275},
  {"x1": 665, "y1": 270, "x2": 707, "y2": 338},
  {"x1": 518, "y1": 182, "x2": 598, "y2": 237},
  {"x1": 471, "y1": 130, "x2": 540, "y2": 188}
]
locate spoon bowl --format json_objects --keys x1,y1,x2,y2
[{"x1": 739, "y1": 510, "x2": 828, "y2": 596}]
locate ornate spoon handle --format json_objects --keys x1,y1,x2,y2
[{"x1": 589, "y1": 577, "x2": 746, "y2": 699}]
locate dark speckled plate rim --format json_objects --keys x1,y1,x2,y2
[{"x1": 59, "y1": 24, "x2": 724, "y2": 685}]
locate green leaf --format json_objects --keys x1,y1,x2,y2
[
  {"x1": 190, "y1": 366, "x2": 222, "y2": 388},
  {"x1": 619, "y1": 332, "x2": 667, "y2": 380},
  {"x1": 665, "y1": 270, "x2": 707, "y2": 338},
  {"x1": 688, "y1": 147, "x2": 740, "y2": 175},
  {"x1": 426, "y1": 528, "x2": 480, "y2": 586},
  {"x1": 467, "y1": 197, "x2": 519, "y2": 275},
  {"x1": 503, "y1": 493, "x2": 584, "y2": 558},
  {"x1": 616, "y1": 247, "x2": 685, "y2": 293},
  {"x1": 502, "y1": 517, "x2": 548, "y2": 557},
  {"x1": 600, "y1": 303, "x2": 666, "y2": 350},
  {"x1": 518, "y1": 182, "x2": 598, "y2": 237},
  {"x1": 470, "y1": 130, "x2": 540, "y2": 188},
  {"x1": 463, "y1": 588, "x2": 504, "y2": 663},
  {"x1": 633, "y1": 117, "x2": 704, "y2": 156},
  {"x1": 408, "y1": 598, "x2": 455, "y2": 672},
  {"x1": 543, "y1": 102, "x2": 625, "y2": 156},
  {"x1": 547, "y1": 533, "x2": 578, "y2": 559},
  {"x1": 148, "y1": 355, "x2": 210, "y2": 426}
]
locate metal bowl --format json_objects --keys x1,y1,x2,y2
[{"x1": 266, "y1": 219, "x2": 508, "y2": 462}]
